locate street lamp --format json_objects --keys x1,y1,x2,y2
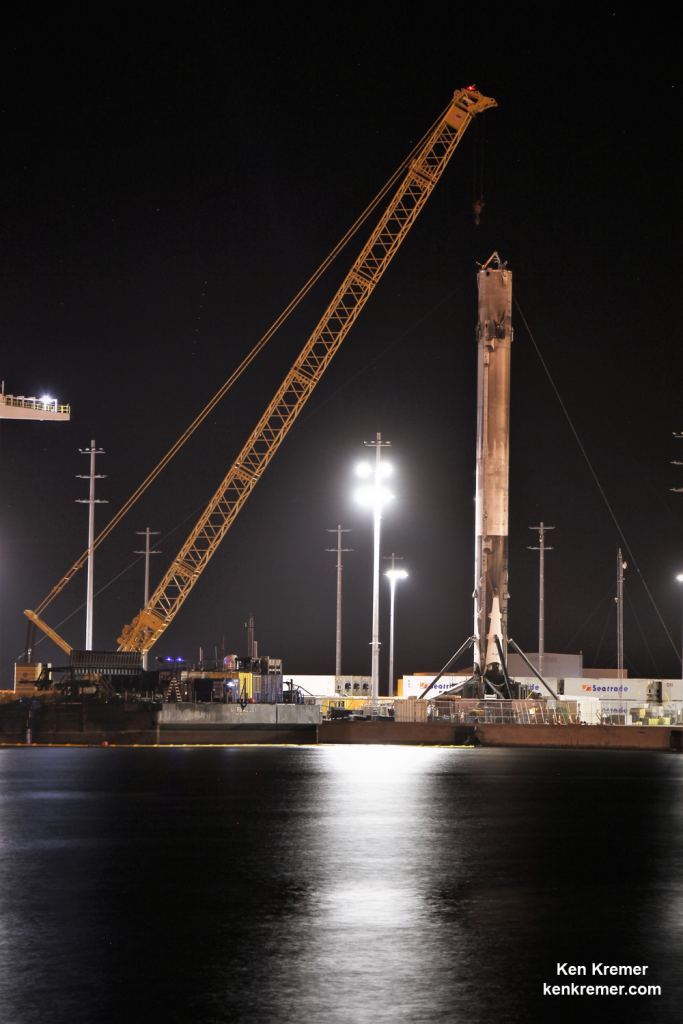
[
  {"x1": 385, "y1": 559, "x2": 408, "y2": 699},
  {"x1": 676, "y1": 573, "x2": 683, "y2": 684},
  {"x1": 355, "y1": 432, "x2": 392, "y2": 711}
]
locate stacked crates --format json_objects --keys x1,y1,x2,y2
[
  {"x1": 264, "y1": 674, "x2": 283, "y2": 702},
  {"x1": 249, "y1": 674, "x2": 284, "y2": 703}
]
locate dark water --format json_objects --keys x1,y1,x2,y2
[{"x1": 0, "y1": 746, "x2": 681, "y2": 1023}]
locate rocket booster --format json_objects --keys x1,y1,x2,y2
[{"x1": 473, "y1": 253, "x2": 512, "y2": 673}]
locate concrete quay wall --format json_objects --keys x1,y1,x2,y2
[
  {"x1": 156, "y1": 704, "x2": 321, "y2": 746},
  {"x1": 0, "y1": 702, "x2": 320, "y2": 746},
  {"x1": 157, "y1": 703, "x2": 321, "y2": 726}
]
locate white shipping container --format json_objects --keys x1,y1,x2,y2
[
  {"x1": 399, "y1": 674, "x2": 471, "y2": 699},
  {"x1": 285, "y1": 675, "x2": 336, "y2": 697},
  {"x1": 522, "y1": 677, "x2": 682, "y2": 716},
  {"x1": 562, "y1": 678, "x2": 668, "y2": 702},
  {"x1": 663, "y1": 678, "x2": 683, "y2": 702},
  {"x1": 285, "y1": 675, "x2": 371, "y2": 698},
  {"x1": 399, "y1": 672, "x2": 683, "y2": 711}
]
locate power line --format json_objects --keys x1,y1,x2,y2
[
  {"x1": 515, "y1": 297, "x2": 679, "y2": 663},
  {"x1": 33, "y1": 108, "x2": 450, "y2": 619}
]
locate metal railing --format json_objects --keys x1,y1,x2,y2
[
  {"x1": 320, "y1": 697, "x2": 683, "y2": 726},
  {"x1": 425, "y1": 699, "x2": 582, "y2": 725},
  {"x1": 321, "y1": 698, "x2": 581, "y2": 724},
  {"x1": 0, "y1": 394, "x2": 70, "y2": 414}
]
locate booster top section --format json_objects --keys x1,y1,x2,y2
[{"x1": 477, "y1": 253, "x2": 512, "y2": 343}]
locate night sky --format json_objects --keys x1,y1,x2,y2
[{"x1": 1, "y1": 10, "x2": 681, "y2": 689}]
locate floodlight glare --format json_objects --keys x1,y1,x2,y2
[
  {"x1": 355, "y1": 484, "x2": 394, "y2": 508},
  {"x1": 385, "y1": 568, "x2": 408, "y2": 581},
  {"x1": 676, "y1": 574, "x2": 683, "y2": 583},
  {"x1": 354, "y1": 431, "x2": 393, "y2": 711}
]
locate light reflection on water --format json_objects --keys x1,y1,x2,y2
[
  {"x1": 269, "y1": 747, "x2": 463, "y2": 1023},
  {"x1": 0, "y1": 746, "x2": 681, "y2": 1023}
]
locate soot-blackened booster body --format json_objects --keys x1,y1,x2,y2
[{"x1": 473, "y1": 254, "x2": 512, "y2": 676}]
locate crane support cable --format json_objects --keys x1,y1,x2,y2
[
  {"x1": 32, "y1": 106, "x2": 453, "y2": 620},
  {"x1": 117, "y1": 87, "x2": 497, "y2": 653},
  {"x1": 515, "y1": 298, "x2": 679, "y2": 662}
]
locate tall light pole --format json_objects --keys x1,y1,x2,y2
[
  {"x1": 325, "y1": 525, "x2": 352, "y2": 676},
  {"x1": 385, "y1": 553, "x2": 408, "y2": 700},
  {"x1": 76, "y1": 440, "x2": 107, "y2": 650},
  {"x1": 670, "y1": 434, "x2": 683, "y2": 692},
  {"x1": 528, "y1": 522, "x2": 554, "y2": 676},
  {"x1": 676, "y1": 574, "x2": 683, "y2": 683},
  {"x1": 355, "y1": 432, "x2": 392, "y2": 711},
  {"x1": 134, "y1": 528, "x2": 161, "y2": 670}
]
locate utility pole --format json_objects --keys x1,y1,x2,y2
[
  {"x1": 670, "y1": 440, "x2": 683, "y2": 492},
  {"x1": 134, "y1": 528, "x2": 161, "y2": 670},
  {"x1": 528, "y1": 522, "x2": 554, "y2": 676},
  {"x1": 616, "y1": 548, "x2": 627, "y2": 682},
  {"x1": 325, "y1": 525, "x2": 352, "y2": 676},
  {"x1": 245, "y1": 615, "x2": 256, "y2": 660},
  {"x1": 76, "y1": 440, "x2": 107, "y2": 650}
]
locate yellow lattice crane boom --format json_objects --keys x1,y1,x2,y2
[
  {"x1": 116, "y1": 87, "x2": 496, "y2": 654},
  {"x1": 22, "y1": 88, "x2": 495, "y2": 661}
]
